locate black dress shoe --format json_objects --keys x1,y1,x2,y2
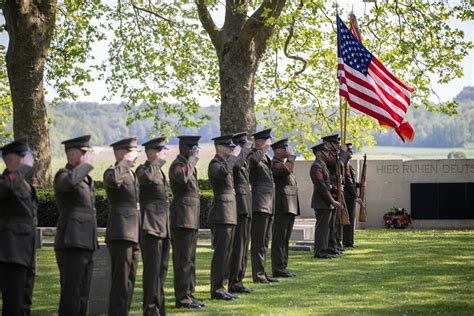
[
  {"x1": 337, "y1": 247, "x2": 345, "y2": 252},
  {"x1": 314, "y1": 254, "x2": 335, "y2": 259},
  {"x1": 193, "y1": 300, "x2": 206, "y2": 307},
  {"x1": 229, "y1": 285, "x2": 254, "y2": 293},
  {"x1": 273, "y1": 271, "x2": 296, "y2": 278},
  {"x1": 254, "y1": 277, "x2": 270, "y2": 284},
  {"x1": 175, "y1": 301, "x2": 202, "y2": 308},
  {"x1": 266, "y1": 277, "x2": 280, "y2": 283},
  {"x1": 211, "y1": 292, "x2": 236, "y2": 300},
  {"x1": 327, "y1": 249, "x2": 342, "y2": 255}
]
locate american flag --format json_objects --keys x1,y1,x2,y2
[{"x1": 337, "y1": 15, "x2": 415, "y2": 140}]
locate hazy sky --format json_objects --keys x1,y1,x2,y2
[{"x1": 1, "y1": 0, "x2": 472, "y2": 104}]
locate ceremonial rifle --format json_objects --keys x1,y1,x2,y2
[
  {"x1": 335, "y1": 152, "x2": 351, "y2": 225},
  {"x1": 358, "y1": 154, "x2": 367, "y2": 222}
]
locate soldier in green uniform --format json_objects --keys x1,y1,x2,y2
[
  {"x1": 321, "y1": 134, "x2": 346, "y2": 256},
  {"x1": 228, "y1": 132, "x2": 254, "y2": 294},
  {"x1": 104, "y1": 137, "x2": 141, "y2": 316},
  {"x1": 249, "y1": 128, "x2": 278, "y2": 283},
  {"x1": 309, "y1": 143, "x2": 343, "y2": 259},
  {"x1": 271, "y1": 138, "x2": 299, "y2": 278},
  {"x1": 54, "y1": 135, "x2": 98, "y2": 316},
  {"x1": 343, "y1": 143, "x2": 360, "y2": 248},
  {"x1": 208, "y1": 135, "x2": 247, "y2": 300},
  {"x1": 0, "y1": 137, "x2": 37, "y2": 315},
  {"x1": 136, "y1": 137, "x2": 170, "y2": 316},
  {"x1": 169, "y1": 136, "x2": 205, "y2": 309}
]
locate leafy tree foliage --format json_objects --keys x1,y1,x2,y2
[{"x1": 98, "y1": 0, "x2": 472, "y2": 157}]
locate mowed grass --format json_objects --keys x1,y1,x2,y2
[{"x1": 24, "y1": 229, "x2": 474, "y2": 315}]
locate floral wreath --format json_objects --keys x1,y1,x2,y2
[{"x1": 383, "y1": 207, "x2": 411, "y2": 229}]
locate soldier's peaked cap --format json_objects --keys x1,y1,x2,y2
[
  {"x1": 311, "y1": 143, "x2": 326, "y2": 153},
  {"x1": 252, "y1": 128, "x2": 272, "y2": 140},
  {"x1": 321, "y1": 134, "x2": 340, "y2": 144},
  {"x1": 232, "y1": 132, "x2": 248, "y2": 145},
  {"x1": 212, "y1": 134, "x2": 236, "y2": 148},
  {"x1": 110, "y1": 137, "x2": 140, "y2": 151},
  {"x1": 61, "y1": 135, "x2": 92, "y2": 151},
  {"x1": 0, "y1": 136, "x2": 30, "y2": 156},
  {"x1": 142, "y1": 137, "x2": 167, "y2": 150},
  {"x1": 178, "y1": 135, "x2": 201, "y2": 146},
  {"x1": 271, "y1": 138, "x2": 289, "y2": 149}
]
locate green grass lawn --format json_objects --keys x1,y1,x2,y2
[{"x1": 22, "y1": 229, "x2": 474, "y2": 315}]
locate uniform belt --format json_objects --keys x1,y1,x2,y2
[
  {"x1": 213, "y1": 190, "x2": 235, "y2": 195},
  {"x1": 4, "y1": 216, "x2": 36, "y2": 225},
  {"x1": 172, "y1": 194, "x2": 199, "y2": 198}
]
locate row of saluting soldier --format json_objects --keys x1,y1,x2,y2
[{"x1": 0, "y1": 129, "x2": 362, "y2": 316}]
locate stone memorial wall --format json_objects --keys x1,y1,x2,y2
[{"x1": 293, "y1": 159, "x2": 474, "y2": 229}]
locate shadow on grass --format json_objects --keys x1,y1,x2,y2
[{"x1": 24, "y1": 230, "x2": 474, "y2": 315}]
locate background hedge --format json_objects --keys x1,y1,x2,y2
[{"x1": 37, "y1": 181, "x2": 213, "y2": 229}]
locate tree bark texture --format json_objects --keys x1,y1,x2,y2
[
  {"x1": 3, "y1": 0, "x2": 57, "y2": 188},
  {"x1": 196, "y1": 0, "x2": 287, "y2": 135}
]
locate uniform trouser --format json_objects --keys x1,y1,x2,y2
[
  {"x1": 171, "y1": 228, "x2": 198, "y2": 305},
  {"x1": 250, "y1": 212, "x2": 273, "y2": 281},
  {"x1": 314, "y1": 209, "x2": 332, "y2": 256},
  {"x1": 0, "y1": 262, "x2": 35, "y2": 316},
  {"x1": 343, "y1": 197, "x2": 356, "y2": 247},
  {"x1": 141, "y1": 235, "x2": 170, "y2": 316},
  {"x1": 271, "y1": 213, "x2": 295, "y2": 274},
  {"x1": 328, "y1": 208, "x2": 338, "y2": 251},
  {"x1": 210, "y1": 224, "x2": 235, "y2": 294},
  {"x1": 55, "y1": 248, "x2": 94, "y2": 316},
  {"x1": 228, "y1": 214, "x2": 251, "y2": 288},
  {"x1": 107, "y1": 240, "x2": 139, "y2": 316}
]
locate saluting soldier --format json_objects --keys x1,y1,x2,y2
[
  {"x1": 136, "y1": 137, "x2": 170, "y2": 316},
  {"x1": 104, "y1": 137, "x2": 141, "y2": 316},
  {"x1": 321, "y1": 134, "x2": 345, "y2": 256},
  {"x1": 169, "y1": 136, "x2": 205, "y2": 309},
  {"x1": 271, "y1": 138, "x2": 299, "y2": 278},
  {"x1": 309, "y1": 143, "x2": 343, "y2": 259},
  {"x1": 54, "y1": 135, "x2": 98, "y2": 316},
  {"x1": 343, "y1": 143, "x2": 361, "y2": 248},
  {"x1": 228, "y1": 132, "x2": 254, "y2": 294},
  {"x1": 0, "y1": 137, "x2": 37, "y2": 315},
  {"x1": 208, "y1": 134, "x2": 245, "y2": 300},
  {"x1": 249, "y1": 128, "x2": 278, "y2": 283}
]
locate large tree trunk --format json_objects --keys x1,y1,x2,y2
[
  {"x1": 196, "y1": 0, "x2": 286, "y2": 136},
  {"x1": 3, "y1": 0, "x2": 57, "y2": 188},
  {"x1": 219, "y1": 52, "x2": 258, "y2": 135}
]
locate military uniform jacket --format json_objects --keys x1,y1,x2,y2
[
  {"x1": 344, "y1": 164, "x2": 358, "y2": 200},
  {"x1": 169, "y1": 155, "x2": 200, "y2": 230},
  {"x1": 0, "y1": 165, "x2": 37, "y2": 267},
  {"x1": 104, "y1": 160, "x2": 140, "y2": 243},
  {"x1": 249, "y1": 148, "x2": 274, "y2": 215},
  {"x1": 233, "y1": 158, "x2": 251, "y2": 217},
  {"x1": 54, "y1": 163, "x2": 98, "y2": 251},
  {"x1": 272, "y1": 157, "x2": 300, "y2": 216},
  {"x1": 208, "y1": 155, "x2": 241, "y2": 225},
  {"x1": 310, "y1": 159, "x2": 336, "y2": 210},
  {"x1": 136, "y1": 158, "x2": 170, "y2": 238}
]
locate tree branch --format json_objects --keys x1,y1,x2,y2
[
  {"x1": 239, "y1": 0, "x2": 287, "y2": 47},
  {"x1": 131, "y1": 3, "x2": 172, "y2": 22},
  {"x1": 195, "y1": 0, "x2": 220, "y2": 44}
]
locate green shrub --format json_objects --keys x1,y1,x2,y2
[{"x1": 37, "y1": 188, "x2": 214, "y2": 229}]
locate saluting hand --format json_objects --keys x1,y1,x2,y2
[
  {"x1": 231, "y1": 145, "x2": 242, "y2": 157},
  {"x1": 21, "y1": 152, "x2": 35, "y2": 167},
  {"x1": 82, "y1": 151, "x2": 94, "y2": 165},
  {"x1": 190, "y1": 145, "x2": 200, "y2": 159},
  {"x1": 124, "y1": 151, "x2": 138, "y2": 163},
  {"x1": 157, "y1": 148, "x2": 168, "y2": 161}
]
